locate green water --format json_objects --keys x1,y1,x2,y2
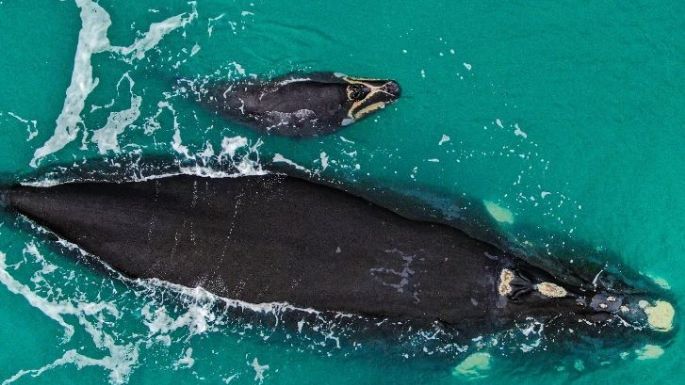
[{"x1": 1, "y1": 0, "x2": 683, "y2": 383}]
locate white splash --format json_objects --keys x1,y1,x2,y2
[{"x1": 220, "y1": 136, "x2": 248, "y2": 159}]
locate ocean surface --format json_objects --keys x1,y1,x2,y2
[{"x1": 0, "y1": 1, "x2": 683, "y2": 384}]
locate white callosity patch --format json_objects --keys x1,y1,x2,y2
[
  {"x1": 498, "y1": 268, "x2": 514, "y2": 296},
  {"x1": 499, "y1": 269, "x2": 567, "y2": 298},
  {"x1": 535, "y1": 282, "x2": 567, "y2": 298},
  {"x1": 30, "y1": 0, "x2": 198, "y2": 167}
]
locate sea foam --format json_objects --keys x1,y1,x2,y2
[{"x1": 30, "y1": 0, "x2": 198, "y2": 167}]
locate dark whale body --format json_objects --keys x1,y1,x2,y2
[
  {"x1": 0, "y1": 175, "x2": 676, "y2": 343},
  {"x1": 193, "y1": 72, "x2": 401, "y2": 137}
]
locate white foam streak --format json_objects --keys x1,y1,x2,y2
[
  {"x1": 272, "y1": 153, "x2": 309, "y2": 173},
  {"x1": 113, "y1": 2, "x2": 198, "y2": 61},
  {"x1": 30, "y1": 0, "x2": 198, "y2": 167},
  {"x1": 0, "y1": 252, "x2": 75, "y2": 339},
  {"x1": 143, "y1": 277, "x2": 327, "y2": 318},
  {"x1": 91, "y1": 95, "x2": 142, "y2": 154},
  {"x1": 1, "y1": 349, "x2": 137, "y2": 385},
  {"x1": 0, "y1": 248, "x2": 138, "y2": 385},
  {"x1": 142, "y1": 303, "x2": 213, "y2": 337},
  {"x1": 30, "y1": 0, "x2": 112, "y2": 167}
]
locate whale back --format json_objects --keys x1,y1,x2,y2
[{"x1": 5, "y1": 175, "x2": 510, "y2": 334}]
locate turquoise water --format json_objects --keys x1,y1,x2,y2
[{"x1": 1, "y1": 0, "x2": 684, "y2": 383}]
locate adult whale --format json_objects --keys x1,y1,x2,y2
[
  {"x1": 184, "y1": 72, "x2": 401, "y2": 137},
  {"x1": 0, "y1": 174, "x2": 676, "y2": 344}
]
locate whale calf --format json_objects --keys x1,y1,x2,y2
[
  {"x1": 187, "y1": 72, "x2": 401, "y2": 137},
  {"x1": 0, "y1": 174, "x2": 676, "y2": 344}
]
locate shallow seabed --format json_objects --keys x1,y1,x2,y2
[{"x1": 0, "y1": 1, "x2": 683, "y2": 384}]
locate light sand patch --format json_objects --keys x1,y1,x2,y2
[
  {"x1": 484, "y1": 201, "x2": 514, "y2": 224},
  {"x1": 641, "y1": 300, "x2": 675, "y2": 332},
  {"x1": 452, "y1": 352, "x2": 491, "y2": 379},
  {"x1": 635, "y1": 344, "x2": 664, "y2": 360}
]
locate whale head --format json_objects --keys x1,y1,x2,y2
[
  {"x1": 495, "y1": 257, "x2": 677, "y2": 352},
  {"x1": 338, "y1": 75, "x2": 402, "y2": 127}
]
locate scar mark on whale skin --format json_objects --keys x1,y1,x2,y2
[{"x1": 369, "y1": 249, "x2": 420, "y2": 303}]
